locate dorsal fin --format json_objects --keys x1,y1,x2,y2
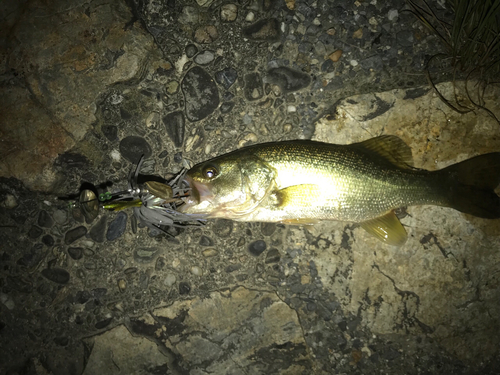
[{"x1": 351, "y1": 135, "x2": 414, "y2": 169}]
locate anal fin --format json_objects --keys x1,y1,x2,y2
[{"x1": 360, "y1": 211, "x2": 407, "y2": 246}]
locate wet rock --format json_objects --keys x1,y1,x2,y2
[
  {"x1": 213, "y1": 219, "x2": 233, "y2": 238},
  {"x1": 215, "y1": 67, "x2": 238, "y2": 90},
  {"x1": 194, "y1": 25, "x2": 218, "y2": 44},
  {"x1": 185, "y1": 44, "x2": 198, "y2": 58},
  {"x1": 265, "y1": 248, "x2": 281, "y2": 264},
  {"x1": 265, "y1": 67, "x2": 311, "y2": 93},
  {"x1": 65, "y1": 226, "x2": 87, "y2": 244},
  {"x1": 162, "y1": 111, "x2": 185, "y2": 148},
  {"x1": 244, "y1": 73, "x2": 264, "y2": 101},
  {"x1": 179, "y1": 281, "x2": 191, "y2": 295},
  {"x1": 194, "y1": 50, "x2": 215, "y2": 65},
  {"x1": 220, "y1": 4, "x2": 237, "y2": 22},
  {"x1": 67, "y1": 247, "x2": 84, "y2": 260},
  {"x1": 181, "y1": 66, "x2": 220, "y2": 122},
  {"x1": 243, "y1": 19, "x2": 280, "y2": 41},
  {"x1": 220, "y1": 102, "x2": 235, "y2": 114},
  {"x1": 133, "y1": 248, "x2": 159, "y2": 263},
  {"x1": 42, "y1": 234, "x2": 55, "y2": 247},
  {"x1": 53, "y1": 209, "x2": 68, "y2": 225},
  {"x1": 248, "y1": 240, "x2": 267, "y2": 256},
  {"x1": 261, "y1": 222, "x2": 276, "y2": 236},
  {"x1": 28, "y1": 225, "x2": 43, "y2": 239},
  {"x1": 106, "y1": 212, "x2": 127, "y2": 241},
  {"x1": 101, "y1": 125, "x2": 118, "y2": 142},
  {"x1": 38, "y1": 210, "x2": 54, "y2": 228},
  {"x1": 199, "y1": 235, "x2": 214, "y2": 246},
  {"x1": 89, "y1": 215, "x2": 107, "y2": 243},
  {"x1": 41, "y1": 268, "x2": 70, "y2": 284},
  {"x1": 119, "y1": 136, "x2": 152, "y2": 164}
]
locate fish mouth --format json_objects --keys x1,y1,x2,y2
[{"x1": 179, "y1": 176, "x2": 213, "y2": 213}]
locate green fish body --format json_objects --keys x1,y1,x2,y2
[{"x1": 181, "y1": 136, "x2": 500, "y2": 245}]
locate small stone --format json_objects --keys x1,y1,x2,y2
[
  {"x1": 89, "y1": 216, "x2": 107, "y2": 243},
  {"x1": 41, "y1": 268, "x2": 70, "y2": 284},
  {"x1": 53, "y1": 209, "x2": 68, "y2": 225},
  {"x1": 166, "y1": 81, "x2": 179, "y2": 94},
  {"x1": 119, "y1": 136, "x2": 152, "y2": 164},
  {"x1": 244, "y1": 72, "x2": 263, "y2": 101},
  {"x1": 220, "y1": 4, "x2": 237, "y2": 22},
  {"x1": 95, "y1": 318, "x2": 113, "y2": 330},
  {"x1": 285, "y1": 0, "x2": 295, "y2": 10},
  {"x1": 118, "y1": 279, "x2": 127, "y2": 291},
  {"x1": 37, "y1": 210, "x2": 54, "y2": 228},
  {"x1": 194, "y1": 25, "x2": 218, "y2": 44},
  {"x1": 350, "y1": 60, "x2": 359, "y2": 67},
  {"x1": 243, "y1": 18, "x2": 280, "y2": 41},
  {"x1": 28, "y1": 225, "x2": 43, "y2": 239},
  {"x1": 215, "y1": 67, "x2": 238, "y2": 90},
  {"x1": 179, "y1": 6, "x2": 200, "y2": 24},
  {"x1": 1, "y1": 194, "x2": 17, "y2": 209},
  {"x1": 226, "y1": 264, "x2": 241, "y2": 273},
  {"x1": 199, "y1": 235, "x2": 214, "y2": 246},
  {"x1": 329, "y1": 49, "x2": 343, "y2": 62},
  {"x1": 245, "y1": 12, "x2": 254, "y2": 22},
  {"x1": 248, "y1": 240, "x2": 267, "y2": 256},
  {"x1": 42, "y1": 234, "x2": 55, "y2": 247},
  {"x1": 397, "y1": 30, "x2": 414, "y2": 47},
  {"x1": 220, "y1": 102, "x2": 235, "y2": 114},
  {"x1": 388, "y1": 9, "x2": 398, "y2": 21},
  {"x1": 65, "y1": 226, "x2": 87, "y2": 245},
  {"x1": 265, "y1": 67, "x2": 311, "y2": 93},
  {"x1": 179, "y1": 281, "x2": 191, "y2": 295},
  {"x1": 194, "y1": 50, "x2": 215, "y2": 65},
  {"x1": 327, "y1": 27, "x2": 336, "y2": 36},
  {"x1": 164, "y1": 273, "x2": 176, "y2": 287},
  {"x1": 238, "y1": 133, "x2": 258, "y2": 148},
  {"x1": 265, "y1": 248, "x2": 281, "y2": 264},
  {"x1": 102, "y1": 125, "x2": 118, "y2": 142},
  {"x1": 283, "y1": 123, "x2": 292, "y2": 132},
  {"x1": 185, "y1": 44, "x2": 198, "y2": 58},
  {"x1": 190, "y1": 266, "x2": 202, "y2": 276},
  {"x1": 0, "y1": 293, "x2": 15, "y2": 310},
  {"x1": 213, "y1": 219, "x2": 233, "y2": 237},
  {"x1": 106, "y1": 212, "x2": 127, "y2": 241},
  {"x1": 261, "y1": 222, "x2": 276, "y2": 236},
  {"x1": 202, "y1": 248, "x2": 218, "y2": 257},
  {"x1": 353, "y1": 28, "x2": 363, "y2": 39},
  {"x1": 133, "y1": 247, "x2": 159, "y2": 263},
  {"x1": 196, "y1": 0, "x2": 213, "y2": 7},
  {"x1": 182, "y1": 67, "x2": 220, "y2": 122},
  {"x1": 163, "y1": 111, "x2": 185, "y2": 147},
  {"x1": 67, "y1": 247, "x2": 83, "y2": 260}
]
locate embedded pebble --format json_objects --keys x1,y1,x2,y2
[
  {"x1": 248, "y1": 240, "x2": 267, "y2": 256},
  {"x1": 220, "y1": 102, "x2": 235, "y2": 114},
  {"x1": 181, "y1": 66, "x2": 220, "y2": 122},
  {"x1": 164, "y1": 273, "x2": 177, "y2": 287},
  {"x1": 194, "y1": 50, "x2": 215, "y2": 65},
  {"x1": 397, "y1": 30, "x2": 414, "y2": 47},
  {"x1": 1, "y1": 194, "x2": 18, "y2": 209},
  {"x1": 226, "y1": 264, "x2": 241, "y2": 273},
  {"x1": 196, "y1": 0, "x2": 213, "y2": 7},
  {"x1": 67, "y1": 247, "x2": 83, "y2": 260},
  {"x1": 265, "y1": 67, "x2": 311, "y2": 93},
  {"x1": 102, "y1": 125, "x2": 118, "y2": 141},
  {"x1": 243, "y1": 18, "x2": 279, "y2": 41},
  {"x1": 350, "y1": 60, "x2": 358, "y2": 67},
  {"x1": 194, "y1": 25, "x2": 218, "y2": 44},
  {"x1": 166, "y1": 81, "x2": 179, "y2": 94},
  {"x1": 213, "y1": 219, "x2": 233, "y2": 237},
  {"x1": 265, "y1": 248, "x2": 281, "y2": 264},
  {"x1": 185, "y1": 44, "x2": 198, "y2": 58},
  {"x1": 133, "y1": 247, "x2": 159, "y2": 263},
  {"x1": 329, "y1": 49, "x2": 343, "y2": 62},
  {"x1": 28, "y1": 225, "x2": 43, "y2": 239},
  {"x1": 41, "y1": 268, "x2": 70, "y2": 284},
  {"x1": 89, "y1": 216, "x2": 107, "y2": 243},
  {"x1": 118, "y1": 279, "x2": 127, "y2": 291},
  {"x1": 215, "y1": 67, "x2": 238, "y2": 90},
  {"x1": 179, "y1": 281, "x2": 191, "y2": 295},
  {"x1": 53, "y1": 209, "x2": 68, "y2": 225},
  {"x1": 388, "y1": 9, "x2": 399, "y2": 21},
  {"x1": 38, "y1": 210, "x2": 54, "y2": 228},
  {"x1": 0, "y1": 293, "x2": 15, "y2": 310},
  {"x1": 65, "y1": 226, "x2": 87, "y2": 245},
  {"x1": 238, "y1": 133, "x2": 258, "y2": 148},
  {"x1": 199, "y1": 235, "x2": 214, "y2": 246},
  {"x1": 163, "y1": 111, "x2": 185, "y2": 147},
  {"x1": 119, "y1": 136, "x2": 152, "y2": 164},
  {"x1": 260, "y1": 222, "x2": 276, "y2": 236},
  {"x1": 283, "y1": 123, "x2": 292, "y2": 132},
  {"x1": 106, "y1": 212, "x2": 127, "y2": 241},
  {"x1": 202, "y1": 248, "x2": 218, "y2": 257},
  {"x1": 221, "y1": 4, "x2": 237, "y2": 22},
  {"x1": 179, "y1": 6, "x2": 200, "y2": 24},
  {"x1": 42, "y1": 235, "x2": 54, "y2": 247},
  {"x1": 191, "y1": 266, "x2": 202, "y2": 276},
  {"x1": 244, "y1": 72, "x2": 263, "y2": 101},
  {"x1": 245, "y1": 12, "x2": 254, "y2": 22}
]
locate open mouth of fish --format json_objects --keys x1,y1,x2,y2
[{"x1": 178, "y1": 175, "x2": 212, "y2": 213}]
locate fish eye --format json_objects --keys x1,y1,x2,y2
[{"x1": 202, "y1": 163, "x2": 219, "y2": 179}]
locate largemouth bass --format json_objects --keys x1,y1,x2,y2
[{"x1": 180, "y1": 136, "x2": 500, "y2": 246}]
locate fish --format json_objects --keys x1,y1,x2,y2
[{"x1": 180, "y1": 136, "x2": 500, "y2": 246}]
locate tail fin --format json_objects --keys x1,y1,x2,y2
[{"x1": 440, "y1": 153, "x2": 500, "y2": 218}]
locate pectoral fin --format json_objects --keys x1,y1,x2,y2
[
  {"x1": 360, "y1": 211, "x2": 407, "y2": 246},
  {"x1": 275, "y1": 184, "x2": 323, "y2": 208}
]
